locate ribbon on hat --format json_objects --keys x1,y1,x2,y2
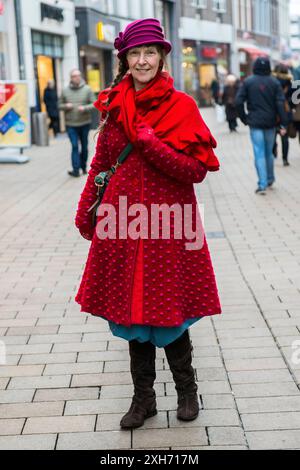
[{"x1": 114, "y1": 32, "x2": 125, "y2": 50}]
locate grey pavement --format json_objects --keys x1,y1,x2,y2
[{"x1": 0, "y1": 109, "x2": 300, "y2": 449}]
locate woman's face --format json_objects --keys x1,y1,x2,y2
[{"x1": 126, "y1": 45, "x2": 162, "y2": 90}]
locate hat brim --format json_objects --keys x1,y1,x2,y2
[{"x1": 117, "y1": 40, "x2": 172, "y2": 58}]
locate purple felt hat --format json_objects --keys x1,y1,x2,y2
[{"x1": 114, "y1": 18, "x2": 172, "y2": 58}]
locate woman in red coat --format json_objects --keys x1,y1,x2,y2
[{"x1": 75, "y1": 18, "x2": 222, "y2": 429}]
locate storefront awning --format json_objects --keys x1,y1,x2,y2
[{"x1": 239, "y1": 46, "x2": 269, "y2": 58}]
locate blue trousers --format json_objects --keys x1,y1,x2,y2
[
  {"x1": 66, "y1": 124, "x2": 90, "y2": 173},
  {"x1": 250, "y1": 127, "x2": 276, "y2": 190}
]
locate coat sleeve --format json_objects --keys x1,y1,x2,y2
[
  {"x1": 75, "y1": 128, "x2": 110, "y2": 240},
  {"x1": 275, "y1": 81, "x2": 289, "y2": 127},
  {"x1": 84, "y1": 87, "x2": 96, "y2": 112},
  {"x1": 235, "y1": 81, "x2": 248, "y2": 124},
  {"x1": 138, "y1": 135, "x2": 208, "y2": 184},
  {"x1": 58, "y1": 90, "x2": 68, "y2": 111}
]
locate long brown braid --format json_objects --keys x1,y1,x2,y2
[{"x1": 96, "y1": 45, "x2": 167, "y2": 136}]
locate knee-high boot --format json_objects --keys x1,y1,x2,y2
[
  {"x1": 164, "y1": 330, "x2": 199, "y2": 421},
  {"x1": 120, "y1": 339, "x2": 157, "y2": 429}
]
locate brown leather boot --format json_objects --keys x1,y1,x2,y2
[
  {"x1": 120, "y1": 340, "x2": 157, "y2": 429},
  {"x1": 164, "y1": 330, "x2": 199, "y2": 421}
]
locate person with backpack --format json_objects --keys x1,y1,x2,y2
[{"x1": 235, "y1": 57, "x2": 288, "y2": 194}]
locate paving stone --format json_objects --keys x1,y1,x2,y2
[
  {"x1": 222, "y1": 348, "x2": 281, "y2": 359},
  {"x1": 241, "y1": 411, "x2": 300, "y2": 431},
  {"x1": 0, "y1": 389, "x2": 35, "y2": 403},
  {"x1": 208, "y1": 426, "x2": 247, "y2": 446},
  {"x1": 0, "y1": 419, "x2": 25, "y2": 436},
  {"x1": 228, "y1": 369, "x2": 294, "y2": 384},
  {"x1": 56, "y1": 431, "x2": 131, "y2": 450},
  {"x1": 169, "y1": 409, "x2": 240, "y2": 427},
  {"x1": 23, "y1": 415, "x2": 96, "y2": 434},
  {"x1": 246, "y1": 430, "x2": 300, "y2": 449},
  {"x1": 34, "y1": 387, "x2": 100, "y2": 402},
  {"x1": 202, "y1": 394, "x2": 236, "y2": 409},
  {"x1": 231, "y1": 382, "x2": 300, "y2": 398},
  {"x1": 96, "y1": 412, "x2": 168, "y2": 431},
  {"x1": 64, "y1": 398, "x2": 132, "y2": 416},
  {"x1": 0, "y1": 401, "x2": 64, "y2": 419},
  {"x1": 8, "y1": 375, "x2": 71, "y2": 390},
  {"x1": 236, "y1": 396, "x2": 300, "y2": 413},
  {"x1": 19, "y1": 352, "x2": 77, "y2": 365},
  {"x1": 224, "y1": 358, "x2": 287, "y2": 371},
  {"x1": 0, "y1": 434, "x2": 57, "y2": 450},
  {"x1": 133, "y1": 427, "x2": 208, "y2": 449},
  {"x1": 43, "y1": 362, "x2": 104, "y2": 376},
  {"x1": 0, "y1": 365, "x2": 44, "y2": 378}
]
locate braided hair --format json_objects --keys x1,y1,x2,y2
[{"x1": 97, "y1": 45, "x2": 167, "y2": 135}]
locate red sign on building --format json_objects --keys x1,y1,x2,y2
[
  {"x1": 0, "y1": 1, "x2": 4, "y2": 16},
  {"x1": 202, "y1": 47, "x2": 217, "y2": 59}
]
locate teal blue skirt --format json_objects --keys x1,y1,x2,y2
[{"x1": 108, "y1": 317, "x2": 203, "y2": 348}]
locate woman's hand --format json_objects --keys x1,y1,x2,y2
[{"x1": 136, "y1": 122, "x2": 155, "y2": 146}]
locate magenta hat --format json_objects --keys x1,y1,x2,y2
[{"x1": 114, "y1": 18, "x2": 172, "y2": 58}]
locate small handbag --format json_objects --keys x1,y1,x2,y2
[
  {"x1": 287, "y1": 122, "x2": 297, "y2": 139},
  {"x1": 87, "y1": 142, "x2": 133, "y2": 227}
]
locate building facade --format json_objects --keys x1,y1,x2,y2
[
  {"x1": 15, "y1": 0, "x2": 78, "y2": 112},
  {"x1": 232, "y1": 0, "x2": 290, "y2": 77},
  {"x1": 73, "y1": 0, "x2": 181, "y2": 91},
  {"x1": 0, "y1": 0, "x2": 19, "y2": 80},
  {"x1": 179, "y1": 0, "x2": 233, "y2": 105},
  {"x1": 289, "y1": 0, "x2": 300, "y2": 65}
]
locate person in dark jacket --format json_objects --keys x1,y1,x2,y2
[
  {"x1": 222, "y1": 74, "x2": 239, "y2": 132},
  {"x1": 235, "y1": 57, "x2": 288, "y2": 195},
  {"x1": 211, "y1": 78, "x2": 220, "y2": 104},
  {"x1": 43, "y1": 80, "x2": 60, "y2": 137},
  {"x1": 273, "y1": 64, "x2": 293, "y2": 166}
]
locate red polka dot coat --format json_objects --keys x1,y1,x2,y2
[{"x1": 75, "y1": 113, "x2": 222, "y2": 327}]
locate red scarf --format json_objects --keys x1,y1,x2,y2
[{"x1": 94, "y1": 71, "x2": 220, "y2": 171}]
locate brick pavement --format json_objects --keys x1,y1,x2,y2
[{"x1": 0, "y1": 110, "x2": 300, "y2": 449}]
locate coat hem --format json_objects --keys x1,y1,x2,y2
[{"x1": 75, "y1": 299, "x2": 222, "y2": 327}]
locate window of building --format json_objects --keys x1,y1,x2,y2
[
  {"x1": 212, "y1": 0, "x2": 227, "y2": 13},
  {"x1": 254, "y1": 0, "x2": 270, "y2": 34},
  {"x1": 246, "y1": 0, "x2": 252, "y2": 31},
  {"x1": 32, "y1": 31, "x2": 63, "y2": 58},
  {"x1": 190, "y1": 0, "x2": 208, "y2": 8}
]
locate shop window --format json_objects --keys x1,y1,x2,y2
[
  {"x1": 191, "y1": 0, "x2": 207, "y2": 8},
  {"x1": 32, "y1": 31, "x2": 63, "y2": 58},
  {"x1": 212, "y1": 0, "x2": 227, "y2": 13}
]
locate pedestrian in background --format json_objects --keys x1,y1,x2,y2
[
  {"x1": 211, "y1": 78, "x2": 220, "y2": 105},
  {"x1": 59, "y1": 69, "x2": 95, "y2": 177},
  {"x1": 235, "y1": 57, "x2": 288, "y2": 195},
  {"x1": 292, "y1": 101, "x2": 300, "y2": 144},
  {"x1": 74, "y1": 18, "x2": 222, "y2": 430},
  {"x1": 43, "y1": 80, "x2": 59, "y2": 137},
  {"x1": 273, "y1": 64, "x2": 293, "y2": 166},
  {"x1": 222, "y1": 74, "x2": 239, "y2": 132}
]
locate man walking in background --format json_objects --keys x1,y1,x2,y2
[
  {"x1": 235, "y1": 57, "x2": 288, "y2": 195},
  {"x1": 59, "y1": 69, "x2": 95, "y2": 177}
]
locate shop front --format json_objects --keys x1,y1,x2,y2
[
  {"x1": 182, "y1": 40, "x2": 199, "y2": 104},
  {"x1": 199, "y1": 42, "x2": 230, "y2": 106},
  {"x1": 32, "y1": 31, "x2": 64, "y2": 112},
  {"x1": 238, "y1": 46, "x2": 269, "y2": 78},
  {"x1": 75, "y1": 8, "x2": 120, "y2": 94},
  {"x1": 182, "y1": 40, "x2": 230, "y2": 107},
  {"x1": 19, "y1": 0, "x2": 78, "y2": 115}
]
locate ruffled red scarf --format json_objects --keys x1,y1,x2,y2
[{"x1": 94, "y1": 71, "x2": 220, "y2": 171}]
